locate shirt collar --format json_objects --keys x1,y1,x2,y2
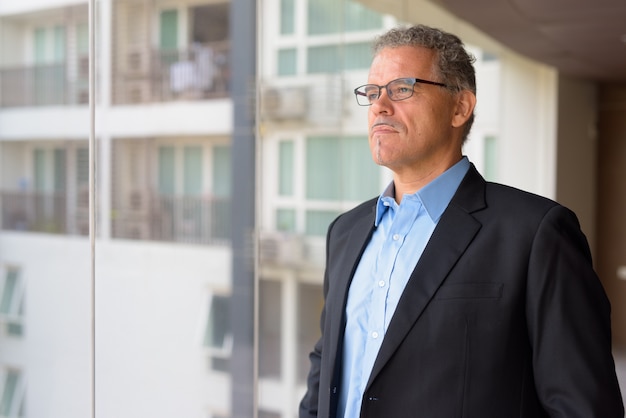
[{"x1": 375, "y1": 157, "x2": 470, "y2": 226}]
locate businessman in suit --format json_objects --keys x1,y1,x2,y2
[{"x1": 299, "y1": 24, "x2": 624, "y2": 418}]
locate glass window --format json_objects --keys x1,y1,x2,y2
[
  {"x1": 158, "y1": 146, "x2": 176, "y2": 195},
  {"x1": 276, "y1": 208, "x2": 296, "y2": 232},
  {"x1": 0, "y1": 370, "x2": 21, "y2": 416},
  {"x1": 280, "y1": 0, "x2": 295, "y2": 35},
  {"x1": 278, "y1": 48, "x2": 297, "y2": 76},
  {"x1": 306, "y1": 135, "x2": 379, "y2": 201},
  {"x1": 307, "y1": 42, "x2": 372, "y2": 73},
  {"x1": 53, "y1": 26, "x2": 66, "y2": 62},
  {"x1": 308, "y1": 0, "x2": 383, "y2": 35},
  {"x1": 184, "y1": 146, "x2": 203, "y2": 195},
  {"x1": 0, "y1": 267, "x2": 23, "y2": 336},
  {"x1": 278, "y1": 140, "x2": 294, "y2": 196},
  {"x1": 306, "y1": 209, "x2": 340, "y2": 236},
  {"x1": 159, "y1": 9, "x2": 178, "y2": 50},
  {"x1": 484, "y1": 135, "x2": 498, "y2": 181}
]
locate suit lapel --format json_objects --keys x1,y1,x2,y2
[{"x1": 366, "y1": 165, "x2": 487, "y2": 388}]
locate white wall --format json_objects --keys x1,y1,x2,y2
[{"x1": 0, "y1": 232, "x2": 231, "y2": 418}]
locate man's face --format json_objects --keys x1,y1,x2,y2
[{"x1": 367, "y1": 45, "x2": 463, "y2": 179}]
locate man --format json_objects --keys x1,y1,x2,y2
[{"x1": 299, "y1": 24, "x2": 624, "y2": 418}]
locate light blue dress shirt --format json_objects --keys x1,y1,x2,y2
[{"x1": 337, "y1": 157, "x2": 470, "y2": 418}]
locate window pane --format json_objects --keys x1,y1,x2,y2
[
  {"x1": 184, "y1": 146, "x2": 203, "y2": 195},
  {"x1": 276, "y1": 209, "x2": 296, "y2": 232},
  {"x1": 280, "y1": 0, "x2": 295, "y2": 35},
  {"x1": 53, "y1": 26, "x2": 66, "y2": 62},
  {"x1": 0, "y1": 270, "x2": 17, "y2": 314},
  {"x1": 205, "y1": 295, "x2": 230, "y2": 349},
  {"x1": 306, "y1": 210, "x2": 340, "y2": 236},
  {"x1": 278, "y1": 48, "x2": 297, "y2": 76},
  {"x1": 278, "y1": 140, "x2": 294, "y2": 195},
  {"x1": 344, "y1": 1, "x2": 383, "y2": 31},
  {"x1": 0, "y1": 371, "x2": 18, "y2": 416},
  {"x1": 341, "y1": 136, "x2": 379, "y2": 200},
  {"x1": 306, "y1": 136, "x2": 340, "y2": 200},
  {"x1": 34, "y1": 28, "x2": 46, "y2": 63},
  {"x1": 53, "y1": 149, "x2": 66, "y2": 192},
  {"x1": 159, "y1": 10, "x2": 178, "y2": 49},
  {"x1": 308, "y1": 0, "x2": 383, "y2": 35},
  {"x1": 484, "y1": 135, "x2": 498, "y2": 181},
  {"x1": 343, "y1": 42, "x2": 373, "y2": 70},
  {"x1": 307, "y1": 45, "x2": 339, "y2": 74},
  {"x1": 308, "y1": 43, "x2": 372, "y2": 73},
  {"x1": 307, "y1": 0, "x2": 339, "y2": 35},
  {"x1": 158, "y1": 146, "x2": 176, "y2": 194},
  {"x1": 34, "y1": 149, "x2": 46, "y2": 191}
]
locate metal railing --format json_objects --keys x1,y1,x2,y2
[
  {"x1": 0, "y1": 191, "x2": 230, "y2": 245},
  {"x1": 112, "y1": 194, "x2": 231, "y2": 245},
  {"x1": 0, "y1": 190, "x2": 85, "y2": 235},
  {"x1": 0, "y1": 64, "x2": 89, "y2": 108},
  {"x1": 113, "y1": 41, "x2": 230, "y2": 104}
]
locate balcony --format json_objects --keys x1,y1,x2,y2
[
  {"x1": 112, "y1": 193, "x2": 230, "y2": 245},
  {"x1": 113, "y1": 42, "x2": 230, "y2": 104},
  {"x1": 0, "y1": 190, "x2": 87, "y2": 235},
  {"x1": 1, "y1": 191, "x2": 230, "y2": 245},
  {"x1": 0, "y1": 63, "x2": 89, "y2": 108}
]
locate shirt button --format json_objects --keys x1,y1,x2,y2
[
  {"x1": 378, "y1": 280, "x2": 385, "y2": 287},
  {"x1": 372, "y1": 331, "x2": 379, "y2": 339},
  {"x1": 392, "y1": 234, "x2": 400, "y2": 241}
]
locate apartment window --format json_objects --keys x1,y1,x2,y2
[
  {"x1": 160, "y1": 10, "x2": 178, "y2": 50},
  {"x1": 0, "y1": 369, "x2": 24, "y2": 417},
  {"x1": 484, "y1": 135, "x2": 498, "y2": 181},
  {"x1": 278, "y1": 140, "x2": 295, "y2": 196},
  {"x1": 305, "y1": 135, "x2": 379, "y2": 201},
  {"x1": 307, "y1": 42, "x2": 372, "y2": 73},
  {"x1": 0, "y1": 267, "x2": 23, "y2": 337},
  {"x1": 277, "y1": 48, "x2": 297, "y2": 76},
  {"x1": 280, "y1": 0, "x2": 296, "y2": 35},
  {"x1": 307, "y1": 0, "x2": 382, "y2": 35},
  {"x1": 203, "y1": 293, "x2": 232, "y2": 372}
]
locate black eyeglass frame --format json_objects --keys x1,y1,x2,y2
[{"x1": 353, "y1": 77, "x2": 449, "y2": 106}]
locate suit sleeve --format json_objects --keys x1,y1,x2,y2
[{"x1": 526, "y1": 205, "x2": 624, "y2": 417}]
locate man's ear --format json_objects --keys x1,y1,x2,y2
[{"x1": 451, "y1": 90, "x2": 477, "y2": 128}]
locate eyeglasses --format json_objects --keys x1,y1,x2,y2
[{"x1": 353, "y1": 77, "x2": 448, "y2": 106}]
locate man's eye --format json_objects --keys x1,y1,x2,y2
[
  {"x1": 366, "y1": 91, "x2": 379, "y2": 100},
  {"x1": 394, "y1": 86, "x2": 412, "y2": 94}
]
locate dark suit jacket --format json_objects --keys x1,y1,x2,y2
[{"x1": 299, "y1": 165, "x2": 624, "y2": 418}]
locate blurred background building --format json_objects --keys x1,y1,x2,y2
[{"x1": 0, "y1": 0, "x2": 624, "y2": 417}]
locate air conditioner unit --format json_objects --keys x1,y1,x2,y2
[
  {"x1": 261, "y1": 86, "x2": 308, "y2": 121},
  {"x1": 259, "y1": 232, "x2": 304, "y2": 266}
]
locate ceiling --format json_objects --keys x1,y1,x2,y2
[{"x1": 429, "y1": 0, "x2": 626, "y2": 82}]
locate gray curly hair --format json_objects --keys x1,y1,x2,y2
[{"x1": 373, "y1": 25, "x2": 477, "y2": 141}]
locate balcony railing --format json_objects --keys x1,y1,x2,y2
[
  {"x1": 0, "y1": 190, "x2": 87, "y2": 235},
  {"x1": 0, "y1": 63, "x2": 89, "y2": 108},
  {"x1": 112, "y1": 194, "x2": 231, "y2": 245},
  {"x1": 1, "y1": 191, "x2": 230, "y2": 245},
  {"x1": 113, "y1": 41, "x2": 230, "y2": 104}
]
